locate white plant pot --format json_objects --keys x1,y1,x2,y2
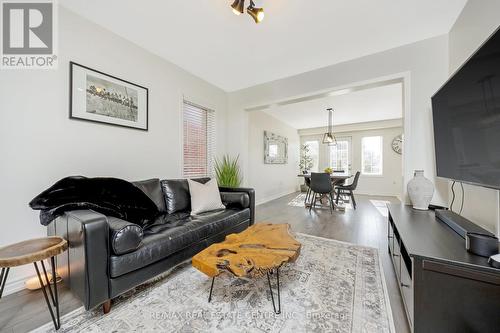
[{"x1": 407, "y1": 170, "x2": 434, "y2": 210}]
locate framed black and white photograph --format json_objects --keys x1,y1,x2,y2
[{"x1": 70, "y1": 62, "x2": 148, "y2": 130}]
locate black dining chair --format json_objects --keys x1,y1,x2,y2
[
  {"x1": 335, "y1": 171, "x2": 361, "y2": 209},
  {"x1": 309, "y1": 173, "x2": 335, "y2": 214},
  {"x1": 303, "y1": 176, "x2": 312, "y2": 205}
]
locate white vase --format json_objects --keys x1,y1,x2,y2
[{"x1": 407, "y1": 170, "x2": 434, "y2": 210}]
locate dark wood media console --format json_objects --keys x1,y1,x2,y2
[{"x1": 387, "y1": 204, "x2": 500, "y2": 333}]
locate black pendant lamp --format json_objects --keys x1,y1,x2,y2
[{"x1": 322, "y1": 108, "x2": 337, "y2": 146}]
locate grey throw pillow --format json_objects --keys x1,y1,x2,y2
[{"x1": 188, "y1": 179, "x2": 225, "y2": 215}]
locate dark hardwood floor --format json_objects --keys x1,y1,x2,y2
[
  {"x1": 0, "y1": 284, "x2": 81, "y2": 333},
  {"x1": 256, "y1": 192, "x2": 410, "y2": 333},
  {"x1": 0, "y1": 192, "x2": 410, "y2": 333}
]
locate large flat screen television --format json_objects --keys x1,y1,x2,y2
[{"x1": 432, "y1": 27, "x2": 500, "y2": 189}]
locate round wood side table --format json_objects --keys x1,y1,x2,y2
[{"x1": 0, "y1": 236, "x2": 68, "y2": 330}]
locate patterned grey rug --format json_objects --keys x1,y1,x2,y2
[{"x1": 33, "y1": 233, "x2": 394, "y2": 333}]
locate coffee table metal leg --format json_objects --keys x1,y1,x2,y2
[
  {"x1": 267, "y1": 268, "x2": 281, "y2": 314},
  {"x1": 34, "y1": 257, "x2": 60, "y2": 330},
  {"x1": 41, "y1": 260, "x2": 56, "y2": 306},
  {"x1": 0, "y1": 267, "x2": 10, "y2": 298},
  {"x1": 51, "y1": 256, "x2": 61, "y2": 326},
  {"x1": 208, "y1": 277, "x2": 215, "y2": 303}
]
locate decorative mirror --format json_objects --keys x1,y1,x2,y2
[{"x1": 264, "y1": 131, "x2": 288, "y2": 164}]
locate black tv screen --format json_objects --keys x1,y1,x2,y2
[{"x1": 432, "y1": 27, "x2": 500, "y2": 189}]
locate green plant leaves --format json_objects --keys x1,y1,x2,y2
[
  {"x1": 299, "y1": 143, "x2": 314, "y2": 172},
  {"x1": 214, "y1": 154, "x2": 242, "y2": 188}
]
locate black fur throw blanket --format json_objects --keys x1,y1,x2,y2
[{"x1": 30, "y1": 176, "x2": 159, "y2": 226}]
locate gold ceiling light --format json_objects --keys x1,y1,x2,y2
[
  {"x1": 231, "y1": 0, "x2": 265, "y2": 23},
  {"x1": 231, "y1": 0, "x2": 245, "y2": 15},
  {"x1": 247, "y1": 0, "x2": 265, "y2": 23}
]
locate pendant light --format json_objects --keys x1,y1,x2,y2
[{"x1": 322, "y1": 108, "x2": 337, "y2": 146}]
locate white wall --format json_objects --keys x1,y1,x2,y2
[
  {"x1": 447, "y1": 0, "x2": 500, "y2": 235},
  {"x1": 299, "y1": 120, "x2": 403, "y2": 198},
  {"x1": 0, "y1": 7, "x2": 228, "y2": 294},
  {"x1": 248, "y1": 111, "x2": 300, "y2": 204},
  {"x1": 227, "y1": 35, "x2": 450, "y2": 207}
]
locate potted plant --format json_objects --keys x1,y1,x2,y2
[
  {"x1": 299, "y1": 144, "x2": 314, "y2": 192},
  {"x1": 214, "y1": 155, "x2": 242, "y2": 188},
  {"x1": 324, "y1": 167, "x2": 333, "y2": 174}
]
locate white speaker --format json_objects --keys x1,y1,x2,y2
[{"x1": 488, "y1": 253, "x2": 500, "y2": 269}]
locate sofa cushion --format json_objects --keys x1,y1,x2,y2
[
  {"x1": 160, "y1": 178, "x2": 210, "y2": 214},
  {"x1": 188, "y1": 179, "x2": 225, "y2": 215},
  {"x1": 133, "y1": 178, "x2": 167, "y2": 213},
  {"x1": 109, "y1": 208, "x2": 250, "y2": 278},
  {"x1": 108, "y1": 217, "x2": 143, "y2": 255}
]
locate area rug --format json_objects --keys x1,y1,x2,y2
[
  {"x1": 287, "y1": 193, "x2": 353, "y2": 210},
  {"x1": 33, "y1": 233, "x2": 394, "y2": 333}
]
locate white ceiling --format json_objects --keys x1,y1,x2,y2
[
  {"x1": 61, "y1": 0, "x2": 466, "y2": 92},
  {"x1": 263, "y1": 83, "x2": 403, "y2": 129}
]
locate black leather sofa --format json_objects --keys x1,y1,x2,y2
[{"x1": 47, "y1": 178, "x2": 255, "y2": 312}]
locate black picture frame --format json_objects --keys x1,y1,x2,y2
[{"x1": 69, "y1": 61, "x2": 149, "y2": 131}]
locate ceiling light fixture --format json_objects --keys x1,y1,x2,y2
[
  {"x1": 247, "y1": 0, "x2": 265, "y2": 23},
  {"x1": 231, "y1": 0, "x2": 245, "y2": 15},
  {"x1": 230, "y1": 0, "x2": 265, "y2": 23},
  {"x1": 322, "y1": 108, "x2": 338, "y2": 146}
]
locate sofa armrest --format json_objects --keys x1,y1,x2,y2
[
  {"x1": 219, "y1": 187, "x2": 255, "y2": 225},
  {"x1": 49, "y1": 210, "x2": 110, "y2": 310}
]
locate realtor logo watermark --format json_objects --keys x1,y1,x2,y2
[{"x1": 1, "y1": 0, "x2": 57, "y2": 69}]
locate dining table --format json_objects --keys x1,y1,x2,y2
[{"x1": 297, "y1": 173, "x2": 353, "y2": 210}]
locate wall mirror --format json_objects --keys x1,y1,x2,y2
[{"x1": 264, "y1": 131, "x2": 288, "y2": 164}]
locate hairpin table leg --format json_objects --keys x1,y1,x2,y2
[
  {"x1": 0, "y1": 267, "x2": 10, "y2": 299},
  {"x1": 267, "y1": 267, "x2": 281, "y2": 314},
  {"x1": 34, "y1": 257, "x2": 60, "y2": 330},
  {"x1": 208, "y1": 276, "x2": 215, "y2": 303}
]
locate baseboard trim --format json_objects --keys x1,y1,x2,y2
[
  {"x1": 256, "y1": 189, "x2": 297, "y2": 206},
  {"x1": 2, "y1": 274, "x2": 29, "y2": 296},
  {"x1": 354, "y1": 190, "x2": 400, "y2": 198}
]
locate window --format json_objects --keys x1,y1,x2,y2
[
  {"x1": 303, "y1": 140, "x2": 319, "y2": 172},
  {"x1": 362, "y1": 136, "x2": 383, "y2": 175},
  {"x1": 329, "y1": 138, "x2": 350, "y2": 173},
  {"x1": 183, "y1": 100, "x2": 215, "y2": 178}
]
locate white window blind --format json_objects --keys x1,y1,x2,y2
[
  {"x1": 361, "y1": 136, "x2": 383, "y2": 175},
  {"x1": 183, "y1": 100, "x2": 215, "y2": 178}
]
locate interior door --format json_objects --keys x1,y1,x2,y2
[{"x1": 330, "y1": 136, "x2": 352, "y2": 174}]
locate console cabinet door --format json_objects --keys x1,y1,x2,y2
[
  {"x1": 413, "y1": 259, "x2": 500, "y2": 332},
  {"x1": 400, "y1": 259, "x2": 414, "y2": 327}
]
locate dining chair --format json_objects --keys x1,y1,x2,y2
[
  {"x1": 309, "y1": 172, "x2": 335, "y2": 214},
  {"x1": 303, "y1": 176, "x2": 312, "y2": 205},
  {"x1": 335, "y1": 171, "x2": 361, "y2": 209},
  {"x1": 332, "y1": 170, "x2": 346, "y2": 189}
]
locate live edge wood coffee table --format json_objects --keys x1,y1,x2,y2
[
  {"x1": 0, "y1": 236, "x2": 68, "y2": 330},
  {"x1": 192, "y1": 223, "x2": 301, "y2": 314}
]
